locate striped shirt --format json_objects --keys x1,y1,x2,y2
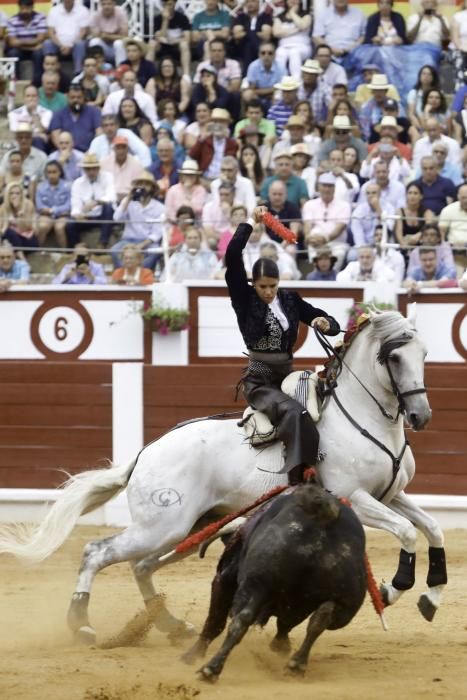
[
  {"x1": 266, "y1": 101, "x2": 294, "y2": 137},
  {"x1": 7, "y1": 11, "x2": 47, "y2": 41}
]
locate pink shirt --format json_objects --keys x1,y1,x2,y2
[
  {"x1": 165, "y1": 182, "x2": 208, "y2": 222},
  {"x1": 301, "y1": 197, "x2": 351, "y2": 242},
  {"x1": 100, "y1": 153, "x2": 146, "y2": 198},
  {"x1": 91, "y1": 6, "x2": 128, "y2": 36}
]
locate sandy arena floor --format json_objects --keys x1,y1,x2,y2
[{"x1": 0, "y1": 525, "x2": 466, "y2": 700}]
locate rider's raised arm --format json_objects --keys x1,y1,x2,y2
[
  {"x1": 295, "y1": 296, "x2": 340, "y2": 336},
  {"x1": 225, "y1": 221, "x2": 253, "y2": 315},
  {"x1": 225, "y1": 207, "x2": 267, "y2": 315}
]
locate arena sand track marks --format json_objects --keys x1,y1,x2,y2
[{"x1": 0, "y1": 527, "x2": 466, "y2": 700}]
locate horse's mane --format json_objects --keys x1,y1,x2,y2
[{"x1": 368, "y1": 310, "x2": 416, "y2": 365}]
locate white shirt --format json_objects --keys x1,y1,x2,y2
[
  {"x1": 102, "y1": 88, "x2": 158, "y2": 126},
  {"x1": 337, "y1": 258, "x2": 395, "y2": 283},
  {"x1": 407, "y1": 12, "x2": 448, "y2": 47},
  {"x1": 269, "y1": 296, "x2": 289, "y2": 329},
  {"x1": 71, "y1": 171, "x2": 116, "y2": 218},
  {"x1": 360, "y1": 156, "x2": 411, "y2": 183},
  {"x1": 210, "y1": 174, "x2": 257, "y2": 215},
  {"x1": 47, "y1": 2, "x2": 90, "y2": 47},
  {"x1": 89, "y1": 128, "x2": 151, "y2": 167},
  {"x1": 412, "y1": 134, "x2": 462, "y2": 171},
  {"x1": 319, "y1": 62, "x2": 348, "y2": 88},
  {"x1": 332, "y1": 172, "x2": 360, "y2": 204},
  {"x1": 72, "y1": 71, "x2": 111, "y2": 98},
  {"x1": 8, "y1": 105, "x2": 52, "y2": 132},
  {"x1": 438, "y1": 201, "x2": 467, "y2": 247}
]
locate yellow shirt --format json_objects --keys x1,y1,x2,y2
[{"x1": 354, "y1": 84, "x2": 401, "y2": 107}]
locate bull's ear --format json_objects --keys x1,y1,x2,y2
[{"x1": 407, "y1": 302, "x2": 417, "y2": 327}]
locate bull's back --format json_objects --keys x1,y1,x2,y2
[{"x1": 236, "y1": 499, "x2": 367, "y2": 615}]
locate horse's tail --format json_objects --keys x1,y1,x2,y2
[{"x1": 0, "y1": 458, "x2": 137, "y2": 564}]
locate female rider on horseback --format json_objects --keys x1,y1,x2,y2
[{"x1": 225, "y1": 206, "x2": 340, "y2": 484}]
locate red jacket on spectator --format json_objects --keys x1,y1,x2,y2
[{"x1": 189, "y1": 136, "x2": 238, "y2": 173}]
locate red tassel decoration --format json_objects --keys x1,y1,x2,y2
[
  {"x1": 261, "y1": 211, "x2": 297, "y2": 244},
  {"x1": 174, "y1": 485, "x2": 288, "y2": 554}
]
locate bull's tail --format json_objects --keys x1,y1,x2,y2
[{"x1": 0, "y1": 458, "x2": 137, "y2": 564}]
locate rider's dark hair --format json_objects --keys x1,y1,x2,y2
[{"x1": 252, "y1": 256, "x2": 280, "y2": 282}]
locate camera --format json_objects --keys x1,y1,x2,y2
[
  {"x1": 75, "y1": 254, "x2": 89, "y2": 266},
  {"x1": 132, "y1": 187, "x2": 145, "y2": 201},
  {"x1": 424, "y1": 8, "x2": 434, "y2": 14}
]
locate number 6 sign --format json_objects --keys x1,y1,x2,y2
[{"x1": 30, "y1": 301, "x2": 94, "y2": 359}]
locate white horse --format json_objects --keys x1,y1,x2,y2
[{"x1": 0, "y1": 309, "x2": 447, "y2": 645}]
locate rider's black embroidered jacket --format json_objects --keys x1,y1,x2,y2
[{"x1": 225, "y1": 223, "x2": 340, "y2": 353}]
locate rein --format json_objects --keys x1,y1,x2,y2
[{"x1": 314, "y1": 324, "x2": 426, "y2": 501}]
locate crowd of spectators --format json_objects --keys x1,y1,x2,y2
[{"x1": 0, "y1": 0, "x2": 466, "y2": 291}]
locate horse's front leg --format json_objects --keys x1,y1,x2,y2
[
  {"x1": 388, "y1": 491, "x2": 447, "y2": 622},
  {"x1": 349, "y1": 488, "x2": 418, "y2": 609}
]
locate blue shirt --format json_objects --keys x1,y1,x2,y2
[
  {"x1": 35, "y1": 179, "x2": 71, "y2": 218},
  {"x1": 246, "y1": 59, "x2": 285, "y2": 90},
  {"x1": 53, "y1": 260, "x2": 107, "y2": 285},
  {"x1": 451, "y1": 86, "x2": 467, "y2": 114},
  {"x1": 408, "y1": 262, "x2": 457, "y2": 282},
  {"x1": 0, "y1": 260, "x2": 29, "y2": 281},
  {"x1": 312, "y1": 5, "x2": 366, "y2": 51},
  {"x1": 306, "y1": 269, "x2": 337, "y2": 281},
  {"x1": 48, "y1": 149, "x2": 83, "y2": 182},
  {"x1": 413, "y1": 175, "x2": 457, "y2": 215},
  {"x1": 49, "y1": 105, "x2": 102, "y2": 153},
  {"x1": 266, "y1": 100, "x2": 294, "y2": 137}
]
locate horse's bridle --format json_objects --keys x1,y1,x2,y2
[{"x1": 314, "y1": 327, "x2": 427, "y2": 501}]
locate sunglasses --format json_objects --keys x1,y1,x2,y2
[
  {"x1": 260, "y1": 51, "x2": 274, "y2": 55},
  {"x1": 334, "y1": 129, "x2": 350, "y2": 134}
]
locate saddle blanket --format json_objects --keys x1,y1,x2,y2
[{"x1": 241, "y1": 370, "x2": 320, "y2": 447}]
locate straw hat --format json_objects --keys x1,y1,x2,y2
[
  {"x1": 332, "y1": 115, "x2": 352, "y2": 130},
  {"x1": 368, "y1": 73, "x2": 391, "y2": 90},
  {"x1": 132, "y1": 171, "x2": 156, "y2": 186},
  {"x1": 274, "y1": 76, "x2": 300, "y2": 91},
  {"x1": 286, "y1": 115, "x2": 306, "y2": 129},
  {"x1": 81, "y1": 153, "x2": 101, "y2": 168},
  {"x1": 274, "y1": 147, "x2": 292, "y2": 160},
  {"x1": 301, "y1": 59, "x2": 322, "y2": 75},
  {"x1": 311, "y1": 245, "x2": 337, "y2": 265},
  {"x1": 178, "y1": 159, "x2": 201, "y2": 175},
  {"x1": 123, "y1": 36, "x2": 148, "y2": 54},
  {"x1": 374, "y1": 115, "x2": 403, "y2": 134},
  {"x1": 15, "y1": 122, "x2": 33, "y2": 134},
  {"x1": 290, "y1": 143, "x2": 312, "y2": 159},
  {"x1": 211, "y1": 108, "x2": 231, "y2": 121}
]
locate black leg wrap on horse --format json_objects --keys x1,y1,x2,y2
[
  {"x1": 426, "y1": 546, "x2": 448, "y2": 587},
  {"x1": 392, "y1": 549, "x2": 416, "y2": 591}
]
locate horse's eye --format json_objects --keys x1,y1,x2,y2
[{"x1": 389, "y1": 355, "x2": 400, "y2": 364}]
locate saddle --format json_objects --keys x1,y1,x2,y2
[{"x1": 241, "y1": 370, "x2": 320, "y2": 447}]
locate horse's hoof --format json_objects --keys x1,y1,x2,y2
[
  {"x1": 270, "y1": 636, "x2": 291, "y2": 655},
  {"x1": 417, "y1": 593, "x2": 437, "y2": 622},
  {"x1": 73, "y1": 625, "x2": 96, "y2": 646},
  {"x1": 379, "y1": 583, "x2": 390, "y2": 607},
  {"x1": 286, "y1": 658, "x2": 306, "y2": 675},
  {"x1": 197, "y1": 665, "x2": 219, "y2": 682}
]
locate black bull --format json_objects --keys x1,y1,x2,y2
[{"x1": 182, "y1": 483, "x2": 368, "y2": 679}]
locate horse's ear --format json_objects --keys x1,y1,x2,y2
[{"x1": 407, "y1": 302, "x2": 417, "y2": 327}]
